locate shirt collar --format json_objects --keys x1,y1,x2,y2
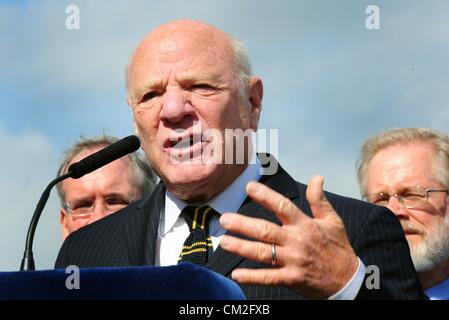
[
  {"x1": 162, "y1": 154, "x2": 262, "y2": 236},
  {"x1": 425, "y1": 277, "x2": 449, "y2": 300}
]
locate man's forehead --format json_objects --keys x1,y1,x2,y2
[
  {"x1": 157, "y1": 38, "x2": 179, "y2": 55},
  {"x1": 63, "y1": 157, "x2": 134, "y2": 190},
  {"x1": 133, "y1": 22, "x2": 233, "y2": 64},
  {"x1": 69, "y1": 147, "x2": 102, "y2": 164},
  {"x1": 136, "y1": 35, "x2": 230, "y2": 64},
  {"x1": 368, "y1": 146, "x2": 443, "y2": 191},
  {"x1": 130, "y1": 38, "x2": 234, "y2": 95},
  {"x1": 145, "y1": 20, "x2": 230, "y2": 46},
  {"x1": 67, "y1": 147, "x2": 133, "y2": 176}
]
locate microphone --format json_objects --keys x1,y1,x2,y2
[
  {"x1": 68, "y1": 135, "x2": 140, "y2": 179},
  {"x1": 20, "y1": 135, "x2": 141, "y2": 271}
]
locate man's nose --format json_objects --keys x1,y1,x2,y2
[
  {"x1": 386, "y1": 196, "x2": 410, "y2": 219},
  {"x1": 160, "y1": 87, "x2": 192, "y2": 124}
]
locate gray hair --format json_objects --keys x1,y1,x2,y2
[
  {"x1": 125, "y1": 34, "x2": 253, "y2": 98},
  {"x1": 56, "y1": 135, "x2": 157, "y2": 206},
  {"x1": 229, "y1": 37, "x2": 253, "y2": 97},
  {"x1": 356, "y1": 128, "x2": 449, "y2": 197}
]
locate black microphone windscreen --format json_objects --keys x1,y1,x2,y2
[{"x1": 68, "y1": 135, "x2": 140, "y2": 179}]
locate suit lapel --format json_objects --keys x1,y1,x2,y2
[
  {"x1": 207, "y1": 162, "x2": 299, "y2": 276},
  {"x1": 124, "y1": 183, "x2": 165, "y2": 266}
]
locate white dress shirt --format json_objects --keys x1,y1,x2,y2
[
  {"x1": 155, "y1": 157, "x2": 365, "y2": 299},
  {"x1": 156, "y1": 158, "x2": 261, "y2": 267},
  {"x1": 425, "y1": 277, "x2": 449, "y2": 300}
]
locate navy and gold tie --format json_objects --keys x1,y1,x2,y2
[{"x1": 178, "y1": 205, "x2": 218, "y2": 266}]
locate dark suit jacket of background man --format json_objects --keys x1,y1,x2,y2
[{"x1": 55, "y1": 159, "x2": 425, "y2": 300}]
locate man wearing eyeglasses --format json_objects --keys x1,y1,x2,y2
[
  {"x1": 357, "y1": 127, "x2": 449, "y2": 299},
  {"x1": 56, "y1": 136, "x2": 157, "y2": 239}
]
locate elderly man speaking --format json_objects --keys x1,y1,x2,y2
[{"x1": 55, "y1": 20, "x2": 424, "y2": 300}]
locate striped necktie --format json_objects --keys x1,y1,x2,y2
[{"x1": 178, "y1": 205, "x2": 218, "y2": 266}]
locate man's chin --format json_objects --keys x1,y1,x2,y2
[
  {"x1": 405, "y1": 233, "x2": 422, "y2": 239},
  {"x1": 162, "y1": 163, "x2": 219, "y2": 192},
  {"x1": 406, "y1": 233, "x2": 423, "y2": 246}
]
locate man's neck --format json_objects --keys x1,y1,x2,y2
[{"x1": 420, "y1": 257, "x2": 449, "y2": 289}]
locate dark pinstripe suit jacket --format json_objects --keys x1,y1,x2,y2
[{"x1": 55, "y1": 163, "x2": 425, "y2": 299}]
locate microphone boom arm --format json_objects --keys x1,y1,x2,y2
[
  {"x1": 19, "y1": 135, "x2": 140, "y2": 271},
  {"x1": 20, "y1": 172, "x2": 71, "y2": 271}
]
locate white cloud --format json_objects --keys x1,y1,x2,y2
[{"x1": 0, "y1": 125, "x2": 62, "y2": 271}]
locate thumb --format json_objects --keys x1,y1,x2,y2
[{"x1": 306, "y1": 175, "x2": 336, "y2": 219}]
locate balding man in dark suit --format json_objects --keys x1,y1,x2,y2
[{"x1": 56, "y1": 19, "x2": 424, "y2": 300}]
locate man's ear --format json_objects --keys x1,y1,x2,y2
[
  {"x1": 247, "y1": 77, "x2": 263, "y2": 131},
  {"x1": 60, "y1": 208, "x2": 70, "y2": 240}
]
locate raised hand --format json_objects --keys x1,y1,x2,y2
[{"x1": 219, "y1": 176, "x2": 359, "y2": 299}]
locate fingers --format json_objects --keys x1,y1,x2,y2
[
  {"x1": 246, "y1": 181, "x2": 308, "y2": 225},
  {"x1": 305, "y1": 176, "x2": 335, "y2": 219},
  {"x1": 231, "y1": 268, "x2": 284, "y2": 286},
  {"x1": 220, "y1": 214, "x2": 284, "y2": 245},
  {"x1": 220, "y1": 234, "x2": 284, "y2": 267}
]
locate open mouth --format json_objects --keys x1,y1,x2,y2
[
  {"x1": 172, "y1": 136, "x2": 195, "y2": 149},
  {"x1": 165, "y1": 133, "x2": 203, "y2": 149},
  {"x1": 163, "y1": 133, "x2": 207, "y2": 160}
]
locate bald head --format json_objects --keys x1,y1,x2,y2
[
  {"x1": 124, "y1": 19, "x2": 263, "y2": 201},
  {"x1": 126, "y1": 20, "x2": 252, "y2": 100},
  {"x1": 134, "y1": 20, "x2": 233, "y2": 59}
]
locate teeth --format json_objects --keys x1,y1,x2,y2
[
  {"x1": 169, "y1": 134, "x2": 204, "y2": 149},
  {"x1": 172, "y1": 137, "x2": 193, "y2": 149}
]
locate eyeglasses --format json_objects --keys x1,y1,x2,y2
[
  {"x1": 365, "y1": 187, "x2": 448, "y2": 209},
  {"x1": 63, "y1": 196, "x2": 133, "y2": 217}
]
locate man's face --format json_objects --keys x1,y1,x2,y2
[
  {"x1": 60, "y1": 148, "x2": 140, "y2": 239},
  {"x1": 127, "y1": 22, "x2": 262, "y2": 202},
  {"x1": 366, "y1": 142, "x2": 449, "y2": 271}
]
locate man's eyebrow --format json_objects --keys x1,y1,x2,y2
[
  {"x1": 133, "y1": 79, "x2": 163, "y2": 99},
  {"x1": 131, "y1": 71, "x2": 226, "y2": 100},
  {"x1": 104, "y1": 192, "x2": 129, "y2": 198},
  {"x1": 69, "y1": 196, "x2": 94, "y2": 206},
  {"x1": 399, "y1": 187, "x2": 424, "y2": 193},
  {"x1": 373, "y1": 187, "x2": 421, "y2": 195}
]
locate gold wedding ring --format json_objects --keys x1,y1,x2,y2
[{"x1": 271, "y1": 243, "x2": 277, "y2": 267}]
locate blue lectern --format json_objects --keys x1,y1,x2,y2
[{"x1": 0, "y1": 263, "x2": 246, "y2": 300}]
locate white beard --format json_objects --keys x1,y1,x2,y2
[{"x1": 411, "y1": 213, "x2": 449, "y2": 272}]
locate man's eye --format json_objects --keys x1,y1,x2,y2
[
  {"x1": 105, "y1": 197, "x2": 130, "y2": 206},
  {"x1": 402, "y1": 192, "x2": 425, "y2": 199},
  {"x1": 73, "y1": 201, "x2": 93, "y2": 210},
  {"x1": 369, "y1": 195, "x2": 389, "y2": 205},
  {"x1": 191, "y1": 84, "x2": 214, "y2": 91},
  {"x1": 374, "y1": 198, "x2": 388, "y2": 204},
  {"x1": 140, "y1": 91, "x2": 159, "y2": 103}
]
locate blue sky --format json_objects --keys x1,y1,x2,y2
[{"x1": 1, "y1": 0, "x2": 448, "y2": 270}]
